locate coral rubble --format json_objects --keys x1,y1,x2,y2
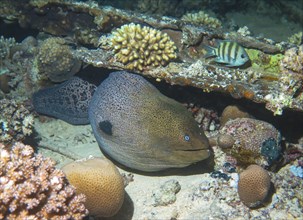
[
  {"x1": 0, "y1": 99, "x2": 34, "y2": 145},
  {"x1": 0, "y1": 142, "x2": 88, "y2": 219}
]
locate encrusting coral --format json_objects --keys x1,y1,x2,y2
[
  {"x1": 109, "y1": 23, "x2": 177, "y2": 71},
  {"x1": 279, "y1": 45, "x2": 303, "y2": 75},
  {"x1": 237, "y1": 164, "x2": 271, "y2": 208},
  {"x1": 62, "y1": 157, "x2": 125, "y2": 217},
  {"x1": 0, "y1": 142, "x2": 88, "y2": 219},
  {"x1": 36, "y1": 37, "x2": 81, "y2": 82},
  {"x1": 220, "y1": 118, "x2": 282, "y2": 167},
  {"x1": 181, "y1": 10, "x2": 222, "y2": 29},
  {"x1": 0, "y1": 99, "x2": 34, "y2": 145}
]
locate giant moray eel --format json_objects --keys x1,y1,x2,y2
[{"x1": 33, "y1": 71, "x2": 210, "y2": 172}]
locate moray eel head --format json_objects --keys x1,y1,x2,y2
[{"x1": 144, "y1": 98, "x2": 210, "y2": 170}]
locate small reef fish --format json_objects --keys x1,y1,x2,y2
[{"x1": 204, "y1": 41, "x2": 250, "y2": 67}]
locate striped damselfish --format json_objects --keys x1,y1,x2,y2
[{"x1": 204, "y1": 41, "x2": 250, "y2": 67}]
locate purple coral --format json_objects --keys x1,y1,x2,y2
[
  {"x1": 220, "y1": 118, "x2": 282, "y2": 167},
  {"x1": 0, "y1": 142, "x2": 88, "y2": 219}
]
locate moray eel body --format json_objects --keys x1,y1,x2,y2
[
  {"x1": 89, "y1": 71, "x2": 210, "y2": 171},
  {"x1": 33, "y1": 77, "x2": 96, "y2": 125}
]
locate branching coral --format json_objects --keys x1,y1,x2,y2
[
  {"x1": 279, "y1": 45, "x2": 303, "y2": 75},
  {"x1": 0, "y1": 99, "x2": 34, "y2": 145},
  {"x1": 181, "y1": 11, "x2": 222, "y2": 29},
  {"x1": 109, "y1": 23, "x2": 177, "y2": 71},
  {"x1": 37, "y1": 37, "x2": 81, "y2": 82},
  {"x1": 0, "y1": 36, "x2": 17, "y2": 60},
  {"x1": 0, "y1": 142, "x2": 88, "y2": 219}
]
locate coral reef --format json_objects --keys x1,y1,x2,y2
[
  {"x1": 237, "y1": 164, "x2": 271, "y2": 208},
  {"x1": 0, "y1": 99, "x2": 34, "y2": 145},
  {"x1": 36, "y1": 37, "x2": 81, "y2": 82},
  {"x1": 62, "y1": 157, "x2": 125, "y2": 217},
  {"x1": 0, "y1": 142, "x2": 88, "y2": 219},
  {"x1": 0, "y1": 36, "x2": 40, "y2": 99},
  {"x1": 279, "y1": 45, "x2": 303, "y2": 75},
  {"x1": 152, "y1": 179, "x2": 181, "y2": 207},
  {"x1": 108, "y1": 23, "x2": 177, "y2": 71},
  {"x1": 220, "y1": 118, "x2": 282, "y2": 167},
  {"x1": 181, "y1": 10, "x2": 222, "y2": 29}
]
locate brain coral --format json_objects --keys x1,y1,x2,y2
[
  {"x1": 37, "y1": 37, "x2": 81, "y2": 82},
  {"x1": 238, "y1": 164, "x2": 271, "y2": 208},
  {"x1": 0, "y1": 99, "x2": 34, "y2": 145},
  {"x1": 109, "y1": 23, "x2": 177, "y2": 71},
  {"x1": 62, "y1": 157, "x2": 125, "y2": 217},
  {"x1": 0, "y1": 142, "x2": 88, "y2": 219}
]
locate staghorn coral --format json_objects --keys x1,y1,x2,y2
[
  {"x1": 0, "y1": 142, "x2": 88, "y2": 219},
  {"x1": 181, "y1": 10, "x2": 222, "y2": 29},
  {"x1": 36, "y1": 37, "x2": 81, "y2": 82},
  {"x1": 220, "y1": 118, "x2": 282, "y2": 167},
  {"x1": 0, "y1": 36, "x2": 17, "y2": 61},
  {"x1": 62, "y1": 157, "x2": 125, "y2": 217},
  {"x1": 0, "y1": 99, "x2": 34, "y2": 145},
  {"x1": 237, "y1": 164, "x2": 271, "y2": 208},
  {"x1": 279, "y1": 45, "x2": 303, "y2": 75},
  {"x1": 109, "y1": 23, "x2": 177, "y2": 71}
]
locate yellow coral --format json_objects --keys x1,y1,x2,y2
[
  {"x1": 181, "y1": 11, "x2": 222, "y2": 29},
  {"x1": 109, "y1": 23, "x2": 177, "y2": 71},
  {"x1": 238, "y1": 165, "x2": 271, "y2": 208},
  {"x1": 288, "y1": 31, "x2": 303, "y2": 45},
  {"x1": 0, "y1": 142, "x2": 88, "y2": 219},
  {"x1": 62, "y1": 157, "x2": 125, "y2": 217}
]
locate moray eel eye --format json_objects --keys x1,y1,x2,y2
[{"x1": 184, "y1": 134, "x2": 190, "y2": 142}]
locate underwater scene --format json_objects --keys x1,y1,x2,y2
[{"x1": 0, "y1": 0, "x2": 303, "y2": 219}]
